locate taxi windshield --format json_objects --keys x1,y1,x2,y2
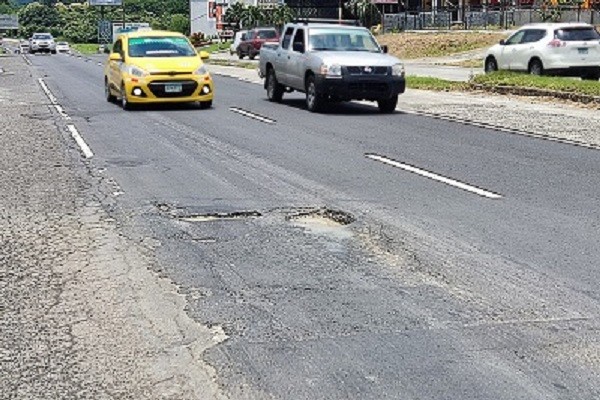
[{"x1": 128, "y1": 36, "x2": 196, "y2": 58}]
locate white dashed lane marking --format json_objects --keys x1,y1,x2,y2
[
  {"x1": 365, "y1": 153, "x2": 503, "y2": 199},
  {"x1": 229, "y1": 107, "x2": 276, "y2": 124}
]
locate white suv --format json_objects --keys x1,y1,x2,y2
[
  {"x1": 484, "y1": 23, "x2": 600, "y2": 80},
  {"x1": 29, "y1": 32, "x2": 56, "y2": 54}
]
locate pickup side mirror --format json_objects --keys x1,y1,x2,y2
[
  {"x1": 199, "y1": 50, "x2": 210, "y2": 60},
  {"x1": 293, "y1": 42, "x2": 305, "y2": 53},
  {"x1": 381, "y1": 45, "x2": 388, "y2": 54},
  {"x1": 109, "y1": 52, "x2": 122, "y2": 62},
  {"x1": 499, "y1": 39, "x2": 506, "y2": 45}
]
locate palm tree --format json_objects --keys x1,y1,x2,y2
[
  {"x1": 270, "y1": 5, "x2": 296, "y2": 29},
  {"x1": 240, "y1": 5, "x2": 265, "y2": 29},
  {"x1": 223, "y1": 2, "x2": 245, "y2": 29}
]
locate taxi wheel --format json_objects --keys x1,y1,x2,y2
[
  {"x1": 198, "y1": 100, "x2": 212, "y2": 110},
  {"x1": 120, "y1": 83, "x2": 131, "y2": 110},
  {"x1": 105, "y1": 79, "x2": 116, "y2": 102}
]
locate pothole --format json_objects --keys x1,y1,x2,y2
[
  {"x1": 178, "y1": 211, "x2": 262, "y2": 223},
  {"x1": 286, "y1": 207, "x2": 355, "y2": 226}
]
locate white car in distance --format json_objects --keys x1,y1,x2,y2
[
  {"x1": 56, "y1": 41, "x2": 70, "y2": 54},
  {"x1": 484, "y1": 23, "x2": 600, "y2": 80}
]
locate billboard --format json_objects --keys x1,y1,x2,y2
[
  {"x1": 89, "y1": 0, "x2": 123, "y2": 6},
  {"x1": 0, "y1": 14, "x2": 19, "y2": 30}
]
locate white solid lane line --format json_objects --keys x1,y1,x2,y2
[
  {"x1": 365, "y1": 153, "x2": 502, "y2": 199},
  {"x1": 229, "y1": 107, "x2": 276, "y2": 124},
  {"x1": 67, "y1": 124, "x2": 94, "y2": 159},
  {"x1": 38, "y1": 78, "x2": 71, "y2": 120}
]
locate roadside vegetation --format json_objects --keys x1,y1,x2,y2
[
  {"x1": 378, "y1": 32, "x2": 506, "y2": 59},
  {"x1": 406, "y1": 76, "x2": 468, "y2": 91},
  {"x1": 70, "y1": 43, "x2": 101, "y2": 55},
  {"x1": 472, "y1": 71, "x2": 600, "y2": 97}
]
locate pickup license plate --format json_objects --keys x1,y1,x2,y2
[
  {"x1": 165, "y1": 83, "x2": 182, "y2": 93},
  {"x1": 578, "y1": 48, "x2": 588, "y2": 55}
]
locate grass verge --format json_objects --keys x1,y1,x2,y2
[
  {"x1": 472, "y1": 71, "x2": 600, "y2": 97},
  {"x1": 71, "y1": 43, "x2": 101, "y2": 55},
  {"x1": 197, "y1": 41, "x2": 231, "y2": 53},
  {"x1": 406, "y1": 76, "x2": 468, "y2": 91},
  {"x1": 206, "y1": 59, "x2": 258, "y2": 70},
  {"x1": 378, "y1": 32, "x2": 505, "y2": 59}
]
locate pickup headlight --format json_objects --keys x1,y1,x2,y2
[
  {"x1": 392, "y1": 63, "x2": 405, "y2": 77},
  {"x1": 127, "y1": 65, "x2": 148, "y2": 78},
  {"x1": 319, "y1": 63, "x2": 342, "y2": 77},
  {"x1": 194, "y1": 65, "x2": 208, "y2": 75}
]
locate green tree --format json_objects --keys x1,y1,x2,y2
[
  {"x1": 167, "y1": 13, "x2": 190, "y2": 35},
  {"x1": 18, "y1": 2, "x2": 62, "y2": 37},
  {"x1": 269, "y1": 5, "x2": 295, "y2": 29},
  {"x1": 61, "y1": 4, "x2": 98, "y2": 43},
  {"x1": 223, "y1": 1, "x2": 245, "y2": 29},
  {"x1": 240, "y1": 5, "x2": 265, "y2": 29}
]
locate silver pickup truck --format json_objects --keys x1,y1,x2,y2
[{"x1": 258, "y1": 21, "x2": 405, "y2": 113}]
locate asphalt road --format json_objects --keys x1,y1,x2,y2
[{"x1": 28, "y1": 53, "x2": 600, "y2": 399}]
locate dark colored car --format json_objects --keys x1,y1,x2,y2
[{"x1": 236, "y1": 27, "x2": 279, "y2": 60}]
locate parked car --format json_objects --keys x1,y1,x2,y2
[
  {"x1": 237, "y1": 27, "x2": 279, "y2": 60},
  {"x1": 19, "y1": 41, "x2": 29, "y2": 54},
  {"x1": 56, "y1": 41, "x2": 70, "y2": 54},
  {"x1": 104, "y1": 30, "x2": 213, "y2": 110},
  {"x1": 29, "y1": 32, "x2": 56, "y2": 54},
  {"x1": 230, "y1": 30, "x2": 247, "y2": 55},
  {"x1": 258, "y1": 21, "x2": 405, "y2": 113},
  {"x1": 484, "y1": 22, "x2": 600, "y2": 80}
]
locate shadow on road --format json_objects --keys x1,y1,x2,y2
[{"x1": 269, "y1": 98, "x2": 406, "y2": 116}]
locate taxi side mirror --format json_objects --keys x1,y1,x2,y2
[
  {"x1": 109, "y1": 52, "x2": 122, "y2": 62},
  {"x1": 199, "y1": 51, "x2": 210, "y2": 60}
]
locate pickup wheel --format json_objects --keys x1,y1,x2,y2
[
  {"x1": 266, "y1": 69, "x2": 284, "y2": 102},
  {"x1": 305, "y1": 75, "x2": 324, "y2": 113},
  {"x1": 377, "y1": 95, "x2": 398, "y2": 114}
]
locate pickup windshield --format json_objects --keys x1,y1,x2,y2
[
  {"x1": 308, "y1": 28, "x2": 380, "y2": 52},
  {"x1": 128, "y1": 36, "x2": 196, "y2": 58}
]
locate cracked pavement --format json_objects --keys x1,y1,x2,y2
[{"x1": 0, "y1": 55, "x2": 226, "y2": 399}]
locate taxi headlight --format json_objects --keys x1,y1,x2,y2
[
  {"x1": 392, "y1": 63, "x2": 405, "y2": 77},
  {"x1": 320, "y1": 63, "x2": 342, "y2": 77},
  {"x1": 127, "y1": 65, "x2": 148, "y2": 78},
  {"x1": 194, "y1": 65, "x2": 208, "y2": 75}
]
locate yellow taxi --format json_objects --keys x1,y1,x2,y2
[{"x1": 104, "y1": 30, "x2": 214, "y2": 110}]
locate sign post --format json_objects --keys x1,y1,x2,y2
[{"x1": 90, "y1": 0, "x2": 123, "y2": 49}]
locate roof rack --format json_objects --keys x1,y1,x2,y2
[{"x1": 292, "y1": 18, "x2": 362, "y2": 26}]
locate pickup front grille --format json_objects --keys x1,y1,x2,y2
[
  {"x1": 148, "y1": 80, "x2": 198, "y2": 98},
  {"x1": 345, "y1": 66, "x2": 389, "y2": 76},
  {"x1": 348, "y1": 82, "x2": 388, "y2": 92}
]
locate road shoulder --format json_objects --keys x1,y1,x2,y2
[{"x1": 0, "y1": 54, "x2": 227, "y2": 399}]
